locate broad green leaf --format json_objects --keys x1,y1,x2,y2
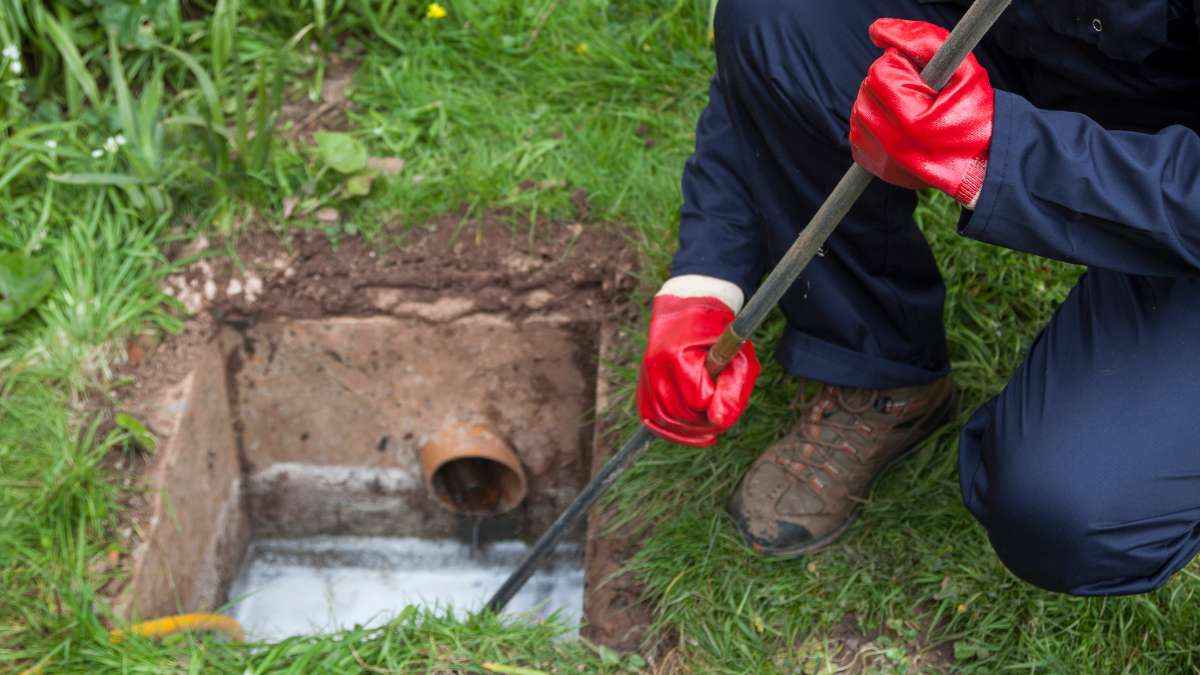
[
  {"x1": 0, "y1": 252, "x2": 56, "y2": 326},
  {"x1": 595, "y1": 645, "x2": 621, "y2": 666},
  {"x1": 344, "y1": 171, "x2": 376, "y2": 197},
  {"x1": 314, "y1": 131, "x2": 367, "y2": 174},
  {"x1": 115, "y1": 412, "x2": 157, "y2": 454},
  {"x1": 954, "y1": 641, "x2": 991, "y2": 662}
]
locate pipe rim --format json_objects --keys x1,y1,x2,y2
[{"x1": 419, "y1": 422, "x2": 528, "y2": 516}]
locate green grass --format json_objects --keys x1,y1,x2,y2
[{"x1": 2, "y1": 1, "x2": 1198, "y2": 672}]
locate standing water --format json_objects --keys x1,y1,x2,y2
[{"x1": 227, "y1": 536, "x2": 584, "y2": 642}]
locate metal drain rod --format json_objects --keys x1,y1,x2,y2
[{"x1": 484, "y1": 0, "x2": 1012, "y2": 615}]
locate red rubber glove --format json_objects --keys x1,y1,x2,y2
[
  {"x1": 637, "y1": 295, "x2": 760, "y2": 448},
  {"x1": 849, "y1": 18, "x2": 994, "y2": 207}
]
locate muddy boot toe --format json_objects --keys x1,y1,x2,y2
[{"x1": 728, "y1": 376, "x2": 957, "y2": 558}]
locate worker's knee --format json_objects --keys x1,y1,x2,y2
[
  {"x1": 981, "y1": 451, "x2": 1115, "y2": 594},
  {"x1": 961, "y1": 404, "x2": 1191, "y2": 596}
]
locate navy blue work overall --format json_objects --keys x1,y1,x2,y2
[{"x1": 674, "y1": 0, "x2": 1200, "y2": 595}]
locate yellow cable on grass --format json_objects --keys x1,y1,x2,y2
[{"x1": 109, "y1": 613, "x2": 245, "y2": 643}]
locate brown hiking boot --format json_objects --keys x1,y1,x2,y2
[{"x1": 728, "y1": 376, "x2": 957, "y2": 557}]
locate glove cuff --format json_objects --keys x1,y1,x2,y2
[
  {"x1": 657, "y1": 274, "x2": 745, "y2": 313},
  {"x1": 955, "y1": 155, "x2": 988, "y2": 209}
]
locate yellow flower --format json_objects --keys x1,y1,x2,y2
[
  {"x1": 574, "y1": 42, "x2": 589, "y2": 55},
  {"x1": 425, "y1": 2, "x2": 447, "y2": 19}
]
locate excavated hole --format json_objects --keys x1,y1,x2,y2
[
  {"x1": 221, "y1": 314, "x2": 597, "y2": 638},
  {"x1": 117, "y1": 221, "x2": 647, "y2": 646}
]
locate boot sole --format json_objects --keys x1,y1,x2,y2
[{"x1": 734, "y1": 385, "x2": 960, "y2": 559}]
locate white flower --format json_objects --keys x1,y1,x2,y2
[
  {"x1": 45, "y1": 140, "x2": 57, "y2": 149},
  {"x1": 104, "y1": 136, "x2": 119, "y2": 153},
  {"x1": 91, "y1": 148, "x2": 104, "y2": 158},
  {"x1": 1, "y1": 45, "x2": 17, "y2": 60},
  {"x1": 114, "y1": 134, "x2": 127, "y2": 146},
  {"x1": 9, "y1": 60, "x2": 20, "y2": 75}
]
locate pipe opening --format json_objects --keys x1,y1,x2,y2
[
  {"x1": 420, "y1": 423, "x2": 528, "y2": 516},
  {"x1": 433, "y1": 457, "x2": 522, "y2": 515}
]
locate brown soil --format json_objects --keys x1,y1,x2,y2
[
  {"x1": 278, "y1": 55, "x2": 358, "y2": 142},
  {"x1": 581, "y1": 318, "x2": 663, "y2": 654},
  {"x1": 205, "y1": 214, "x2": 635, "y2": 323}
]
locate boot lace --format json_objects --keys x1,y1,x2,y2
[{"x1": 776, "y1": 382, "x2": 878, "y2": 485}]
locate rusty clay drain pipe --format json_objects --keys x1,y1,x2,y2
[{"x1": 419, "y1": 422, "x2": 528, "y2": 516}]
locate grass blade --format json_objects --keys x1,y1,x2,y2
[
  {"x1": 48, "y1": 173, "x2": 147, "y2": 186},
  {"x1": 211, "y1": 0, "x2": 238, "y2": 78},
  {"x1": 106, "y1": 30, "x2": 137, "y2": 157},
  {"x1": 157, "y1": 43, "x2": 226, "y2": 128},
  {"x1": 0, "y1": 155, "x2": 35, "y2": 192},
  {"x1": 37, "y1": 10, "x2": 100, "y2": 107}
]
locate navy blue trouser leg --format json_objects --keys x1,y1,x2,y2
[
  {"x1": 960, "y1": 271, "x2": 1200, "y2": 595},
  {"x1": 710, "y1": 0, "x2": 1200, "y2": 596},
  {"x1": 709, "y1": 0, "x2": 1021, "y2": 388}
]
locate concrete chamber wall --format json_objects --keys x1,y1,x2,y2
[
  {"x1": 118, "y1": 341, "x2": 249, "y2": 620},
  {"x1": 231, "y1": 313, "x2": 596, "y2": 540}
]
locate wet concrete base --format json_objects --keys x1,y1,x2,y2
[{"x1": 229, "y1": 537, "x2": 584, "y2": 641}]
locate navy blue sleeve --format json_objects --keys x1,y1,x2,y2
[
  {"x1": 961, "y1": 89, "x2": 1200, "y2": 277},
  {"x1": 670, "y1": 76, "x2": 765, "y2": 297}
]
